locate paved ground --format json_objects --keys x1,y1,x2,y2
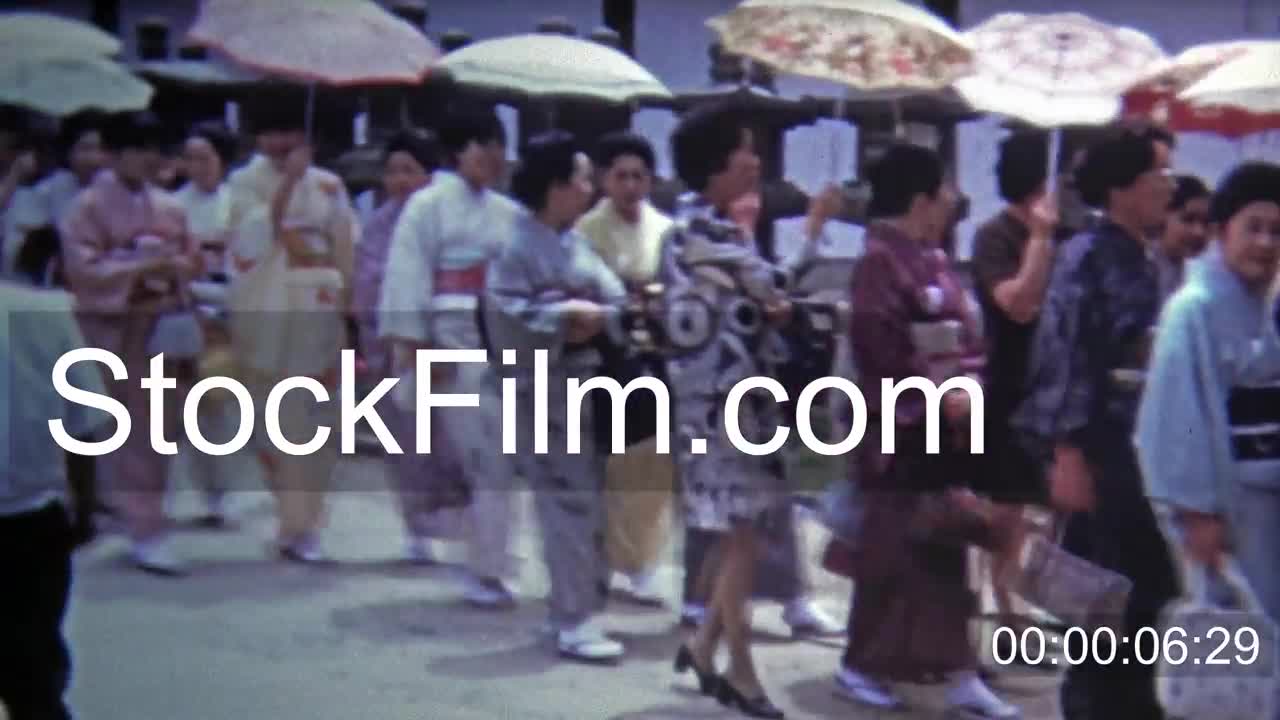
[{"x1": 62, "y1": 457, "x2": 1063, "y2": 720}]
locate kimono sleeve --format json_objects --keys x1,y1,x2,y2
[
  {"x1": 323, "y1": 178, "x2": 359, "y2": 283},
  {"x1": 848, "y1": 247, "x2": 928, "y2": 424},
  {"x1": 377, "y1": 192, "x2": 435, "y2": 345},
  {"x1": 57, "y1": 191, "x2": 151, "y2": 310},
  {"x1": 483, "y1": 244, "x2": 571, "y2": 364},
  {"x1": 1135, "y1": 290, "x2": 1227, "y2": 514}
]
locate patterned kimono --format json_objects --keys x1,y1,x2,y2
[
  {"x1": 659, "y1": 194, "x2": 792, "y2": 533},
  {"x1": 664, "y1": 194, "x2": 824, "y2": 606},
  {"x1": 485, "y1": 210, "x2": 626, "y2": 630},
  {"x1": 224, "y1": 154, "x2": 357, "y2": 544},
  {"x1": 59, "y1": 170, "x2": 199, "y2": 541},
  {"x1": 1137, "y1": 245, "x2": 1280, "y2": 640},
  {"x1": 377, "y1": 171, "x2": 518, "y2": 577},
  {"x1": 1013, "y1": 220, "x2": 1179, "y2": 719},
  {"x1": 834, "y1": 221, "x2": 993, "y2": 679}
]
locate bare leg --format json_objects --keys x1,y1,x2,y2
[{"x1": 694, "y1": 522, "x2": 763, "y2": 696}]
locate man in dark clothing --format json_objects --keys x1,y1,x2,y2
[{"x1": 1013, "y1": 124, "x2": 1181, "y2": 720}]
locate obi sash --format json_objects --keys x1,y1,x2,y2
[
  {"x1": 429, "y1": 261, "x2": 488, "y2": 348},
  {"x1": 1227, "y1": 382, "x2": 1280, "y2": 461}
]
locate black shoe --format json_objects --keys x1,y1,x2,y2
[
  {"x1": 715, "y1": 678, "x2": 785, "y2": 719},
  {"x1": 673, "y1": 644, "x2": 718, "y2": 696}
]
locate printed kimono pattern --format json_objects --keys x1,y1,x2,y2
[{"x1": 659, "y1": 193, "x2": 793, "y2": 532}]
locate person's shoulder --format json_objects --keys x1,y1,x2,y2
[{"x1": 305, "y1": 166, "x2": 347, "y2": 198}]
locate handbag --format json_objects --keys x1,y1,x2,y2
[
  {"x1": 1155, "y1": 557, "x2": 1278, "y2": 720},
  {"x1": 147, "y1": 281, "x2": 205, "y2": 360},
  {"x1": 1001, "y1": 532, "x2": 1133, "y2": 631}
]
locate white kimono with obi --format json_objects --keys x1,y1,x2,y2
[
  {"x1": 224, "y1": 154, "x2": 357, "y2": 383},
  {"x1": 376, "y1": 171, "x2": 519, "y2": 572},
  {"x1": 1137, "y1": 244, "x2": 1280, "y2": 628}
]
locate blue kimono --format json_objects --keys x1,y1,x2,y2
[
  {"x1": 484, "y1": 209, "x2": 627, "y2": 632},
  {"x1": 1136, "y1": 245, "x2": 1280, "y2": 627},
  {"x1": 1012, "y1": 220, "x2": 1179, "y2": 719}
]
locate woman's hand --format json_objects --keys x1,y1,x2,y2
[
  {"x1": 563, "y1": 299, "x2": 606, "y2": 343},
  {"x1": 1178, "y1": 509, "x2": 1228, "y2": 569},
  {"x1": 1049, "y1": 443, "x2": 1095, "y2": 513}
]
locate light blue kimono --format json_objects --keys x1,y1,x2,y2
[
  {"x1": 1135, "y1": 244, "x2": 1280, "y2": 629},
  {"x1": 484, "y1": 210, "x2": 627, "y2": 631}
]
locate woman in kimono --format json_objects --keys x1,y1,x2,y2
[
  {"x1": 225, "y1": 104, "x2": 358, "y2": 564},
  {"x1": 574, "y1": 131, "x2": 674, "y2": 606},
  {"x1": 350, "y1": 127, "x2": 442, "y2": 563},
  {"x1": 484, "y1": 131, "x2": 627, "y2": 661},
  {"x1": 1152, "y1": 174, "x2": 1210, "y2": 306},
  {"x1": 168, "y1": 120, "x2": 238, "y2": 526},
  {"x1": 831, "y1": 143, "x2": 1020, "y2": 719},
  {"x1": 1136, "y1": 163, "x2": 1280, "y2": 693},
  {"x1": 60, "y1": 111, "x2": 201, "y2": 575},
  {"x1": 662, "y1": 103, "x2": 813, "y2": 720},
  {"x1": 378, "y1": 109, "x2": 521, "y2": 606}
]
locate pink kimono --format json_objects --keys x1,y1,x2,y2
[{"x1": 60, "y1": 170, "x2": 200, "y2": 541}]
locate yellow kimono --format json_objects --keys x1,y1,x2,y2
[{"x1": 574, "y1": 198, "x2": 676, "y2": 578}]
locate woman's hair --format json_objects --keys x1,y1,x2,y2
[
  {"x1": 437, "y1": 106, "x2": 505, "y2": 165},
  {"x1": 1074, "y1": 124, "x2": 1174, "y2": 209},
  {"x1": 671, "y1": 101, "x2": 748, "y2": 192},
  {"x1": 1168, "y1": 174, "x2": 1209, "y2": 211},
  {"x1": 866, "y1": 143, "x2": 943, "y2": 218},
  {"x1": 996, "y1": 131, "x2": 1049, "y2": 204},
  {"x1": 510, "y1": 131, "x2": 580, "y2": 212},
  {"x1": 1208, "y1": 162, "x2": 1280, "y2": 225},
  {"x1": 384, "y1": 127, "x2": 441, "y2": 173},
  {"x1": 101, "y1": 111, "x2": 164, "y2": 152},
  {"x1": 15, "y1": 225, "x2": 61, "y2": 287},
  {"x1": 56, "y1": 110, "x2": 106, "y2": 164},
  {"x1": 247, "y1": 102, "x2": 305, "y2": 135},
  {"x1": 188, "y1": 120, "x2": 238, "y2": 171},
  {"x1": 594, "y1": 131, "x2": 655, "y2": 173}
]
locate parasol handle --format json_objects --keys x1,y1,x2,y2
[
  {"x1": 1047, "y1": 127, "x2": 1063, "y2": 196},
  {"x1": 830, "y1": 90, "x2": 847, "y2": 183},
  {"x1": 892, "y1": 98, "x2": 904, "y2": 138},
  {"x1": 305, "y1": 83, "x2": 316, "y2": 142}
]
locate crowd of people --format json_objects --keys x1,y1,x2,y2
[{"x1": 1, "y1": 95, "x2": 1278, "y2": 720}]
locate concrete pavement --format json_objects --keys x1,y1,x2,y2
[{"x1": 63, "y1": 457, "x2": 1062, "y2": 720}]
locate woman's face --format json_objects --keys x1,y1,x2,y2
[
  {"x1": 1164, "y1": 195, "x2": 1210, "y2": 258},
  {"x1": 711, "y1": 128, "x2": 762, "y2": 207},
  {"x1": 184, "y1": 136, "x2": 224, "y2": 192},
  {"x1": 382, "y1": 150, "x2": 430, "y2": 201},
  {"x1": 1220, "y1": 201, "x2": 1280, "y2": 290}
]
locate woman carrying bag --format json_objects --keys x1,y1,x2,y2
[{"x1": 1136, "y1": 162, "x2": 1280, "y2": 719}]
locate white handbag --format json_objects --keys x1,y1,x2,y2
[{"x1": 1155, "y1": 557, "x2": 1278, "y2": 720}]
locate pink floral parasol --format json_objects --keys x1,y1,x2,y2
[
  {"x1": 187, "y1": 0, "x2": 439, "y2": 87},
  {"x1": 706, "y1": 0, "x2": 974, "y2": 92}
]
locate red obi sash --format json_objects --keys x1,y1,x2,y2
[{"x1": 433, "y1": 263, "x2": 487, "y2": 296}]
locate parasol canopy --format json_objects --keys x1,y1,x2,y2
[
  {"x1": 706, "y1": 0, "x2": 973, "y2": 91},
  {"x1": 0, "y1": 55, "x2": 153, "y2": 117},
  {"x1": 0, "y1": 12, "x2": 122, "y2": 63},
  {"x1": 187, "y1": 0, "x2": 439, "y2": 86},
  {"x1": 1125, "y1": 40, "x2": 1280, "y2": 138},
  {"x1": 955, "y1": 12, "x2": 1166, "y2": 128},
  {"x1": 436, "y1": 33, "x2": 672, "y2": 103},
  {"x1": 1179, "y1": 41, "x2": 1280, "y2": 115}
]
